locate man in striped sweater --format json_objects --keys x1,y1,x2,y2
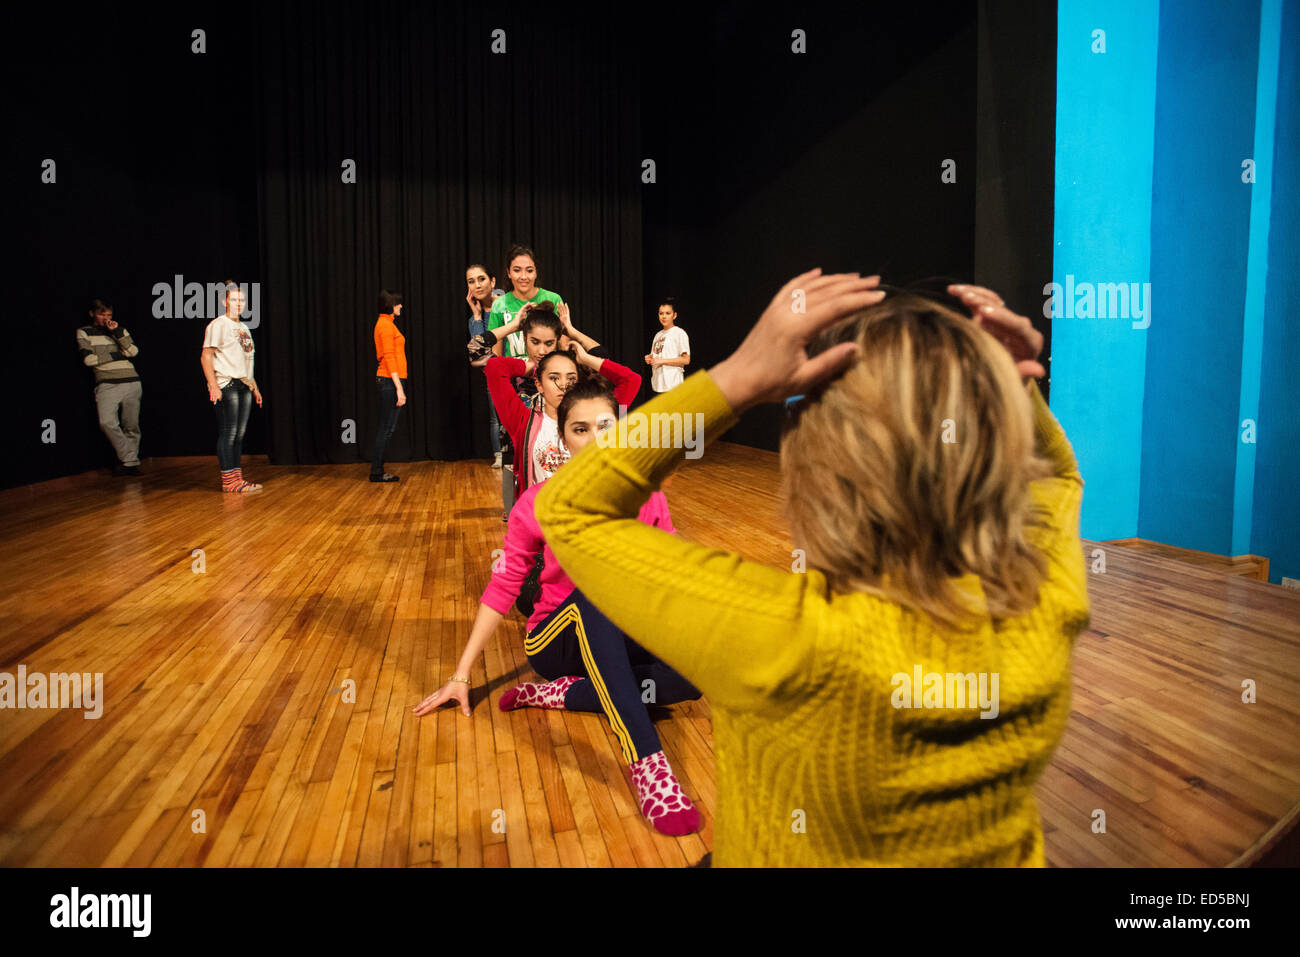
[{"x1": 76, "y1": 298, "x2": 142, "y2": 475}]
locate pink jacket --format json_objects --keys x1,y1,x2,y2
[{"x1": 480, "y1": 478, "x2": 676, "y2": 634}]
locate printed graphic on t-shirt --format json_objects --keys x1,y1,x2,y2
[
  {"x1": 238, "y1": 329, "x2": 254, "y2": 354},
  {"x1": 533, "y1": 435, "x2": 569, "y2": 480},
  {"x1": 651, "y1": 326, "x2": 688, "y2": 391},
  {"x1": 490, "y1": 289, "x2": 564, "y2": 359},
  {"x1": 504, "y1": 319, "x2": 526, "y2": 358}
]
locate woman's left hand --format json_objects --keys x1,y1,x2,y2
[
  {"x1": 709, "y1": 269, "x2": 884, "y2": 414},
  {"x1": 947, "y1": 284, "x2": 1046, "y2": 381},
  {"x1": 253, "y1": 388, "x2": 263, "y2": 408}
]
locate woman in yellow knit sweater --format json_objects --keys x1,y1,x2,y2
[{"x1": 536, "y1": 270, "x2": 1090, "y2": 867}]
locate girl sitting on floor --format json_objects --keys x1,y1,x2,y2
[{"x1": 413, "y1": 377, "x2": 704, "y2": 837}]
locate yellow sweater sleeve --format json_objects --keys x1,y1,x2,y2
[
  {"x1": 535, "y1": 370, "x2": 831, "y2": 714},
  {"x1": 1025, "y1": 380, "x2": 1090, "y2": 632}
]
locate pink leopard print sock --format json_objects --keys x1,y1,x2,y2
[
  {"x1": 629, "y1": 750, "x2": 700, "y2": 836},
  {"x1": 498, "y1": 675, "x2": 584, "y2": 712}
]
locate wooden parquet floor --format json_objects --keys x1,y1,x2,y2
[{"x1": 1, "y1": 444, "x2": 1296, "y2": 866}]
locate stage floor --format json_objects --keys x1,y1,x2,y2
[{"x1": 1, "y1": 446, "x2": 1297, "y2": 866}]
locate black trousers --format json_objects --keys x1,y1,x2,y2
[
  {"x1": 371, "y1": 376, "x2": 406, "y2": 476},
  {"x1": 524, "y1": 587, "x2": 701, "y2": 764}
]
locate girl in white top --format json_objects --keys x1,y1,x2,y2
[
  {"x1": 646, "y1": 298, "x2": 691, "y2": 392},
  {"x1": 201, "y1": 283, "x2": 263, "y2": 492}
]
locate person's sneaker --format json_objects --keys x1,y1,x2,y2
[
  {"x1": 370, "y1": 473, "x2": 399, "y2": 483},
  {"x1": 122, "y1": 465, "x2": 141, "y2": 476},
  {"x1": 491, "y1": 451, "x2": 503, "y2": 469}
]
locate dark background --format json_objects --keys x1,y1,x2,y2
[{"x1": 9, "y1": 0, "x2": 1055, "y2": 488}]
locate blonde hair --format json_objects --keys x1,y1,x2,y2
[{"x1": 780, "y1": 291, "x2": 1053, "y2": 631}]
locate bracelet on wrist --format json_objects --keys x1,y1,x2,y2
[{"x1": 448, "y1": 676, "x2": 469, "y2": 684}]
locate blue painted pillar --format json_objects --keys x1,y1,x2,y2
[{"x1": 1052, "y1": 0, "x2": 1160, "y2": 540}]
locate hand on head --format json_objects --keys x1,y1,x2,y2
[
  {"x1": 709, "y1": 269, "x2": 884, "y2": 413},
  {"x1": 947, "y1": 284, "x2": 1046, "y2": 381}
]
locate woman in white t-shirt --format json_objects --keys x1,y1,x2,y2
[
  {"x1": 201, "y1": 282, "x2": 263, "y2": 493},
  {"x1": 645, "y1": 298, "x2": 691, "y2": 392}
]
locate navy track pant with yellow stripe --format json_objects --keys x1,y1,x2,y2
[{"x1": 524, "y1": 588, "x2": 701, "y2": 764}]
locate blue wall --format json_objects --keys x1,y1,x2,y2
[
  {"x1": 1139, "y1": 0, "x2": 1259, "y2": 552},
  {"x1": 1252, "y1": 0, "x2": 1300, "y2": 583},
  {"x1": 1055, "y1": 0, "x2": 1299, "y2": 583},
  {"x1": 1051, "y1": 0, "x2": 1159, "y2": 540}
]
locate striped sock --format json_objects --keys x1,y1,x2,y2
[{"x1": 222, "y1": 468, "x2": 263, "y2": 494}]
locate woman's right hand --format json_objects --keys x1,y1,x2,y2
[
  {"x1": 709, "y1": 269, "x2": 884, "y2": 414},
  {"x1": 396, "y1": 389, "x2": 407, "y2": 407},
  {"x1": 467, "y1": 290, "x2": 482, "y2": 318},
  {"x1": 208, "y1": 383, "x2": 221, "y2": 404},
  {"x1": 412, "y1": 680, "x2": 471, "y2": 717}
]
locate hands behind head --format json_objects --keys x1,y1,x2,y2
[
  {"x1": 707, "y1": 272, "x2": 1046, "y2": 415},
  {"x1": 708, "y1": 269, "x2": 884, "y2": 414},
  {"x1": 946, "y1": 284, "x2": 1046, "y2": 382}
]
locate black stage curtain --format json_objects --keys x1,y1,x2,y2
[
  {"x1": 11, "y1": 2, "x2": 261, "y2": 489},
  {"x1": 253, "y1": 1, "x2": 643, "y2": 466},
  {"x1": 974, "y1": 0, "x2": 1057, "y2": 403},
  {"x1": 640, "y1": 2, "x2": 981, "y2": 452}
]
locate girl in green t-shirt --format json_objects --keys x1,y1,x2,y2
[{"x1": 487, "y1": 243, "x2": 565, "y2": 359}]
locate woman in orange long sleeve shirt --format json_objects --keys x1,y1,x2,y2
[{"x1": 371, "y1": 289, "x2": 408, "y2": 482}]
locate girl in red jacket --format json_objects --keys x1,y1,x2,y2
[{"x1": 485, "y1": 337, "x2": 641, "y2": 507}]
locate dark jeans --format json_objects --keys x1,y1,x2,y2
[
  {"x1": 487, "y1": 384, "x2": 501, "y2": 456},
  {"x1": 215, "y1": 380, "x2": 253, "y2": 471},
  {"x1": 372, "y1": 376, "x2": 407, "y2": 476},
  {"x1": 525, "y1": 588, "x2": 701, "y2": 764}
]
